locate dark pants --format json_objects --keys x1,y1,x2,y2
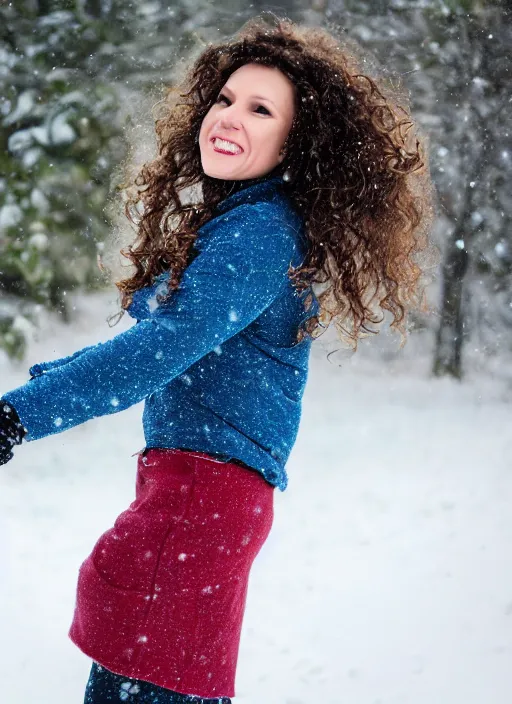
[{"x1": 84, "y1": 662, "x2": 232, "y2": 704}]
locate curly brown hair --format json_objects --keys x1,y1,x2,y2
[{"x1": 106, "y1": 13, "x2": 437, "y2": 349}]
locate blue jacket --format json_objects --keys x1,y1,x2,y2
[{"x1": 1, "y1": 175, "x2": 318, "y2": 491}]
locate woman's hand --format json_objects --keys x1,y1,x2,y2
[{"x1": 0, "y1": 401, "x2": 27, "y2": 466}]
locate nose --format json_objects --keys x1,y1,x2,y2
[{"x1": 216, "y1": 106, "x2": 242, "y2": 131}]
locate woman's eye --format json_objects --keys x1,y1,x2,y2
[{"x1": 215, "y1": 94, "x2": 271, "y2": 116}]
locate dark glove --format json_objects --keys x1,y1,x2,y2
[{"x1": 0, "y1": 400, "x2": 27, "y2": 466}]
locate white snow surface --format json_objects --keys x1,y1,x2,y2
[{"x1": 0, "y1": 289, "x2": 511, "y2": 704}]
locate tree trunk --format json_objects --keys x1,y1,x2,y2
[{"x1": 432, "y1": 227, "x2": 470, "y2": 379}]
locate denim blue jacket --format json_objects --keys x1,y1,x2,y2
[{"x1": 2, "y1": 175, "x2": 318, "y2": 490}]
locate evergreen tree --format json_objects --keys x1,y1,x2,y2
[{"x1": 0, "y1": 0, "x2": 124, "y2": 360}]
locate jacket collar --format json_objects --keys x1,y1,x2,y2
[{"x1": 213, "y1": 175, "x2": 285, "y2": 216}]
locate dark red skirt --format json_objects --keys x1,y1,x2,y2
[{"x1": 68, "y1": 448, "x2": 275, "y2": 699}]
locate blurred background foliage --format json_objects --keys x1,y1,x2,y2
[{"x1": 0, "y1": 0, "x2": 510, "y2": 378}]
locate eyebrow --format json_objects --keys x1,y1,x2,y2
[{"x1": 222, "y1": 84, "x2": 278, "y2": 109}]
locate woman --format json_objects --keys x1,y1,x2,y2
[{"x1": 0, "y1": 14, "x2": 435, "y2": 704}]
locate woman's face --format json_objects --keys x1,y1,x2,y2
[{"x1": 198, "y1": 63, "x2": 296, "y2": 181}]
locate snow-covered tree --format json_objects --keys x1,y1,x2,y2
[{"x1": 0, "y1": 1, "x2": 124, "y2": 360}]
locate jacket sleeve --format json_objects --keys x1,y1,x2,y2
[
  {"x1": 28, "y1": 344, "x2": 101, "y2": 378},
  {"x1": 1, "y1": 202, "x2": 297, "y2": 442}
]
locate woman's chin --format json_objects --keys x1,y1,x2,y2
[{"x1": 202, "y1": 165, "x2": 241, "y2": 181}]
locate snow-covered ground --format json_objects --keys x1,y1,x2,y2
[{"x1": 1, "y1": 289, "x2": 511, "y2": 704}]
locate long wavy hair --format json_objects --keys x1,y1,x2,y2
[{"x1": 105, "y1": 13, "x2": 437, "y2": 348}]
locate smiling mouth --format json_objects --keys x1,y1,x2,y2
[{"x1": 211, "y1": 137, "x2": 243, "y2": 155}]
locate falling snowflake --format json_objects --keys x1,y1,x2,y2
[{"x1": 119, "y1": 681, "x2": 141, "y2": 700}]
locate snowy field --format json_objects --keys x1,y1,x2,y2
[{"x1": 1, "y1": 289, "x2": 511, "y2": 704}]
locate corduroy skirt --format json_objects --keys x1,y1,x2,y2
[{"x1": 69, "y1": 447, "x2": 275, "y2": 699}]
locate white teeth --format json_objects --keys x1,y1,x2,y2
[{"x1": 213, "y1": 138, "x2": 242, "y2": 154}]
